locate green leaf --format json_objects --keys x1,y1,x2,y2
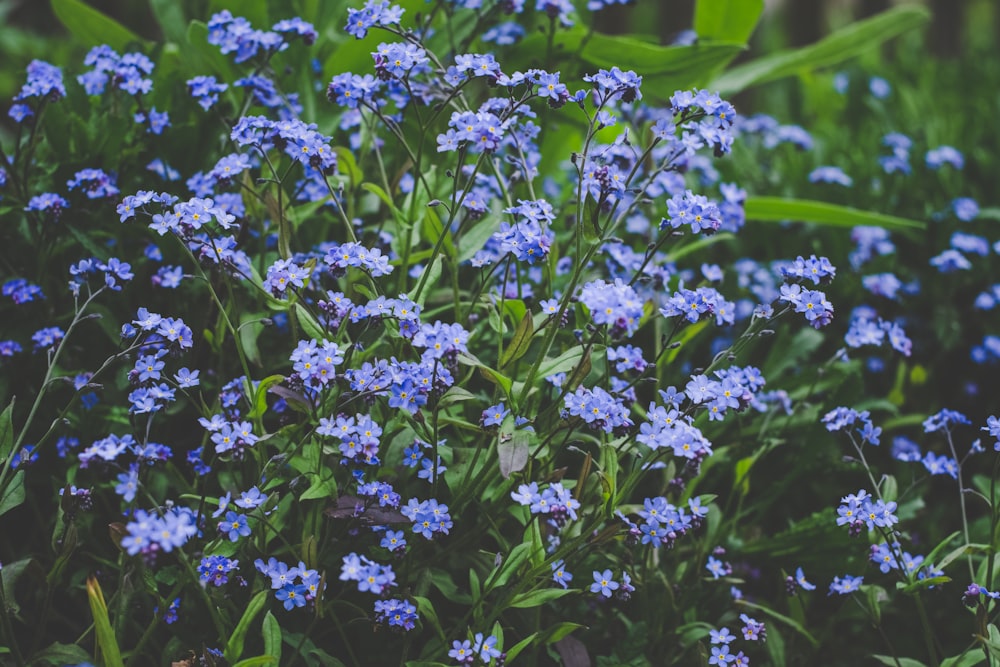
[
  {"x1": 186, "y1": 21, "x2": 241, "y2": 84},
  {"x1": 52, "y1": 0, "x2": 145, "y2": 50},
  {"x1": 262, "y1": 611, "x2": 282, "y2": 662},
  {"x1": 410, "y1": 256, "x2": 443, "y2": 308},
  {"x1": 208, "y1": 0, "x2": 268, "y2": 26},
  {"x1": 504, "y1": 634, "x2": 538, "y2": 663},
  {"x1": 520, "y1": 29, "x2": 743, "y2": 97},
  {"x1": 527, "y1": 521, "x2": 545, "y2": 568},
  {"x1": 924, "y1": 531, "x2": 962, "y2": 570},
  {"x1": 469, "y1": 569, "x2": 481, "y2": 600},
  {"x1": 239, "y1": 317, "x2": 265, "y2": 368},
  {"x1": 458, "y1": 217, "x2": 499, "y2": 263},
  {"x1": 148, "y1": 0, "x2": 187, "y2": 43},
  {"x1": 898, "y1": 576, "x2": 951, "y2": 595},
  {"x1": 412, "y1": 596, "x2": 446, "y2": 642},
  {"x1": 582, "y1": 34, "x2": 744, "y2": 75},
  {"x1": 940, "y1": 652, "x2": 986, "y2": 667},
  {"x1": 249, "y1": 375, "x2": 285, "y2": 420},
  {"x1": 744, "y1": 197, "x2": 926, "y2": 234},
  {"x1": 665, "y1": 232, "x2": 736, "y2": 263},
  {"x1": 535, "y1": 347, "x2": 586, "y2": 382},
  {"x1": 334, "y1": 147, "x2": 363, "y2": 187},
  {"x1": 977, "y1": 207, "x2": 1000, "y2": 222},
  {"x1": 299, "y1": 475, "x2": 338, "y2": 501},
  {"x1": 361, "y1": 182, "x2": 410, "y2": 232},
  {"x1": 508, "y1": 588, "x2": 574, "y2": 609},
  {"x1": 872, "y1": 657, "x2": 927, "y2": 667},
  {"x1": 695, "y1": 0, "x2": 764, "y2": 44},
  {"x1": 438, "y1": 386, "x2": 479, "y2": 408},
  {"x1": 293, "y1": 304, "x2": 328, "y2": 341},
  {"x1": 225, "y1": 590, "x2": 269, "y2": 663},
  {"x1": 712, "y1": 5, "x2": 930, "y2": 94},
  {"x1": 423, "y1": 208, "x2": 456, "y2": 260},
  {"x1": 31, "y1": 642, "x2": 93, "y2": 666},
  {"x1": 500, "y1": 311, "x2": 534, "y2": 369},
  {"x1": 485, "y1": 542, "x2": 531, "y2": 591},
  {"x1": 86, "y1": 576, "x2": 124, "y2": 667},
  {"x1": 989, "y1": 625, "x2": 1000, "y2": 660},
  {"x1": 541, "y1": 622, "x2": 587, "y2": 644},
  {"x1": 232, "y1": 658, "x2": 278, "y2": 667},
  {"x1": 937, "y1": 543, "x2": 989, "y2": 572},
  {"x1": 863, "y1": 585, "x2": 888, "y2": 625},
  {"x1": 0, "y1": 471, "x2": 25, "y2": 519},
  {"x1": 498, "y1": 431, "x2": 530, "y2": 479},
  {"x1": 0, "y1": 398, "x2": 14, "y2": 464}
]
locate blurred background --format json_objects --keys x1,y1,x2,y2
[{"x1": 2, "y1": 0, "x2": 997, "y2": 127}]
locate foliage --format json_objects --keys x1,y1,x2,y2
[{"x1": 0, "y1": 1, "x2": 998, "y2": 666}]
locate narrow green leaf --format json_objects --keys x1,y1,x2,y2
[
  {"x1": 541, "y1": 622, "x2": 587, "y2": 644},
  {"x1": 872, "y1": 656, "x2": 927, "y2": 667},
  {"x1": 293, "y1": 304, "x2": 328, "y2": 341},
  {"x1": 410, "y1": 256, "x2": 442, "y2": 308},
  {"x1": 262, "y1": 610, "x2": 282, "y2": 662},
  {"x1": 148, "y1": 0, "x2": 187, "y2": 43},
  {"x1": 438, "y1": 386, "x2": 478, "y2": 408},
  {"x1": 500, "y1": 311, "x2": 534, "y2": 369},
  {"x1": 333, "y1": 147, "x2": 363, "y2": 187},
  {"x1": 665, "y1": 233, "x2": 736, "y2": 263},
  {"x1": 989, "y1": 625, "x2": 1000, "y2": 659},
  {"x1": 86, "y1": 576, "x2": 124, "y2": 667},
  {"x1": 52, "y1": 0, "x2": 144, "y2": 50},
  {"x1": 712, "y1": 5, "x2": 930, "y2": 94},
  {"x1": 898, "y1": 575, "x2": 951, "y2": 595},
  {"x1": 744, "y1": 197, "x2": 926, "y2": 234},
  {"x1": 208, "y1": 0, "x2": 269, "y2": 26},
  {"x1": 469, "y1": 569, "x2": 481, "y2": 600},
  {"x1": 224, "y1": 590, "x2": 269, "y2": 663},
  {"x1": 412, "y1": 596, "x2": 446, "y2": 642},
  {"x1": 510, "y1": 588, "x2": 576, "y2": 609},
  {"x1": 520, "y1": 29, "x2": 743, "y2": 96},
  {"x1": 239, "y1": 317, "x2": 265, "y2": 368},
  {"x1": 864, "y1": 585, "x2": 887, "y2": 625},
  {"x1": 248, "y1": 375, "x2": 285, "y2": 420},
  {"x1": 504, "y1": 634, "x2": 538, "y2": 663},
  {"x1": 940, "y1": 651, "x2": 986, "y2": 667},
  {"x1": 695, "y1": 0, "x2": 764, "y2": 44},
  {"x1": 924, "y1": 531, "x2": 962, "y2": 570},
  {"x1": 0, "y1": 398, "x2": 14, "y2": 464},
  {"x1": 0, "y1": 471, "x2": 25, "y2": 519},
  {"x1": 527, "y1": 521, "x2": 545, "y2": 567},
  {"x1": 535, "y1": 347, "x2": 586, "y2": 382},
  {"x1": 232, "y1": 658, "x2": 278, "y2": 667},
  {"x1": 937, "y1": 543, "x2": 989, "y2": 572},
  {"x1": 485, "y1": 542, "x2": 531, "y2": 591},
  {"x1": 186, "y1": 20, "x2": 241, "y2": 85},
  {"x1": 976, "y1": 207, "x2": 1000, "y2": 222},
  {"x1": 458, "y1": 217, "x2": 498, "y2": 263},
  {"x1": 423, "y1": 208, "x2": 456, "y2": 260}
]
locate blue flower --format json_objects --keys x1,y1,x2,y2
[
  {"x1": 218, "y1": 511, "x2": 251, "y2": 542},
  {"x1": 829, "y1": 574, "x2": 864, "y2": 595},
  {"x1": 551, "y1": 560, "x2": 573, "y2": 589},
  {"x1": 795, "y1": 567, "x2": 816, "y2": 591},
  {"x1": 276, "y1": 584, "x2": 309, "y2": 610},
  {"x1": 590, "y1": 569, "x2": 619, "y2": 597},
  {"x1": 481, "y1": 403, "x2": 509, "y2": 428}
]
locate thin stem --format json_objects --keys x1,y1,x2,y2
[{"x1": 944, "y1": 428, "x2": 976, "y2": 582}]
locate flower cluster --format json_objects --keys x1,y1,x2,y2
[{"x1": 257, "y1": 558, "x2": 324, "y2": 609}]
